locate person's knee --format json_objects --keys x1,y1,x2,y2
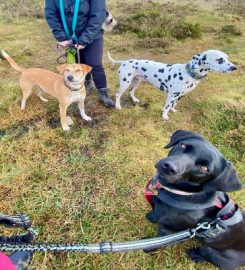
[{"x1": 91, "y1": 65, "x2": 105, "y2": 74}]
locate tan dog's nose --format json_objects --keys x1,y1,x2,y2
[{"x1": 67, "y1": 75, "x2": 74, "y2": 82}]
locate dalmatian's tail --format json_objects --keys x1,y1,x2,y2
[{"x1": 107, "y1": 51, "x2": 126, "y2": 65}]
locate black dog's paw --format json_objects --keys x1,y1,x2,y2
[
  {"x1": 187, "y1": 248, "x2": 205, "y2": 262},
  {"x1": 146, "y1": 211, "x2": 157, "y2": 224}
]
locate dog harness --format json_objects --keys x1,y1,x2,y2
[{"x1": 144, "y1": 176, "x2": 243, "y2": 238}]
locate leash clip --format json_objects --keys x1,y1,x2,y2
[
  {"x1": 190, "y1": 222, "x2": 212, "y2": 238},
  {"x1": 191, "y1": 218, "x2": 226, "y2": 239}
]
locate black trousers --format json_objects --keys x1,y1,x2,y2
[{"x1": 78, "y1": 36, "x2": 107, "y2": 89}]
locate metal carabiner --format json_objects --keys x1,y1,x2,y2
[{"x1": 190, "y1": 221, "x2": 212, "y2": 238}]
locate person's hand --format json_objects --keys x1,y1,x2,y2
[
  {"x1": 75, "y1": 44, "x2": 85, "y2": 50},
  {"x1": 58, "y1": 40, "x2": 73, "y2": 48}
]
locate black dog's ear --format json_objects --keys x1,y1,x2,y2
[
  {"x1": 203, "y1": 161, "x2": 242, "y2": 192},
  {"x1": 164, "y1": 130, "x2": 204, "y2": 149}
]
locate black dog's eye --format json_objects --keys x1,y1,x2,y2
[
  {"x1": 200, "y1": 165, "x2": 209, "y2": 173},
  {"x1": 216, "y1": 58, "x2": 224, "y2": 64},
  {"x1": 181, "y1": 143, "x2": 187, "y2": 150}
]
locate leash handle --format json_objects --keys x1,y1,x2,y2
[{"x1": 0, "y1": 213, "x2": 31, "y2": 229}]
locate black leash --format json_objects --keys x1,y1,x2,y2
[{"x1": 76, "y1": 47, "x2": 81, "y2": 64}]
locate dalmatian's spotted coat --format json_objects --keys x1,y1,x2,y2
[{"x1": 108, "y1": 50, "x2": 237, "y2": 120}]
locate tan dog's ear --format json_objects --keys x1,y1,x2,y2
[
  {"x1": 57, "y1": 64, "x2": 67, "y2": 74},
  {"x1": 81, "y1": 64, "x2": 92, "y2": 74}
]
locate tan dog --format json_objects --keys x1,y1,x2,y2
[{"x1": 1, "y1": 50, "x2": 92, "y2": 131}]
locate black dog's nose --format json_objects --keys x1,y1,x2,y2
[
  {"x1": 67, "y1": 75, "x2": 74, "y2": 82},
  {"x1": 230, "y1": 66, "x2": 237, "y2": 71},
  {"x1": 162, "y1": 161, "x2": 179, "y2": 175}
]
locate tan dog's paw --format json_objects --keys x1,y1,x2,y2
[
  {"x1": 62, "y1": 125, "x2": 71, "y2": 132},
  {"x1": 83, "y1": 115, "x2": 92, "y2": 121}
]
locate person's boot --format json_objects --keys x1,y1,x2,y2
[
  {"x1": 97, "y1": 88, "x2": 115, "y2": 108},
  {"x1": 85, "y1": 79, "x2": 96, "y2": 95}
]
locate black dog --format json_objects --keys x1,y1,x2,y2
[{"x1": 145, "y1": 130, "x2": 245, "y2": 270}]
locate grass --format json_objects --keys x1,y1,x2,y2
[{"x1": 0, "y1": 0, "x2": 245, "y2": 269}]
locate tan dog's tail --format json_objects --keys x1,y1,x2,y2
[{"x1": 1, "y1": 50, "x2": 25, "y2": 72}]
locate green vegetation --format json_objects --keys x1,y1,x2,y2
[
  {"x1": 0, "y1": 0, "x2": 245, "y2": 269},
  {"x1": 220, "y1": 25, "x2": 242, "y2": 36},
  {"x1": 116, "y1": 5, "x2": 202, "y2": 40}
]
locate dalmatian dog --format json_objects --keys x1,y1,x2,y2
[
  {"x1": 102, "y1": 10, "x2": 117, "y2": 32},
  {"x1": 108, "y1": 50, "x2": 237, "y2": 120}
]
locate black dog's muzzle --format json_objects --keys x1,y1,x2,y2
[{"x1": 155, "y1": 156, "x2": 188, "y2": 179}]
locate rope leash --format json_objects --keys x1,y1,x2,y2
[
  {"x1": 0, "y1": 220, "x2": 222, "y2": 254},
  {"x1": 0, "y1": 230, "x2": 192, "y2": 253}
]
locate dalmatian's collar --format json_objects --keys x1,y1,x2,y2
[{"x1": 186, "y1": 63, "x2": 207, "y2": 80}]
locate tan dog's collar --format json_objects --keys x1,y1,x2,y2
[{"x1": 65, "y1": 82, "x2": 83, "y2": 91}]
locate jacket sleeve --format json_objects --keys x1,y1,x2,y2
[
  {"x1": 78, "y1": 0, "x2": 106, "y2": 46},
  {"x1": 44, "y1": 0, "x2": 67, "y2": 42}
]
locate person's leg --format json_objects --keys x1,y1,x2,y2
[
  {"x1": 79, "y1": 37, "x2": 115, "y2": 107},
  {"x1": 77, "y1": 51, "x2": 95, "y2": 95}
]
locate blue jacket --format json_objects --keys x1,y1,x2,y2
[{"x1": 45, "y1": 0, "x2": 106, "y2": 46}]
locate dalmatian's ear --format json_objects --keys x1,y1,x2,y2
[
  {"x1": 191, "y1": 52, "x2": 206, "y2": 70},
  {"x1": 164, "y1": 130, "x2": 204, "y2": 149}
]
